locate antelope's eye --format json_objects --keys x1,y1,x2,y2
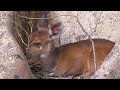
[{"x1": 33, "y1": 42, "x2": 41, "y2": 46}]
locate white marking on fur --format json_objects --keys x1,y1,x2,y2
[
  {"x1": 39, "y1": 46, "x2": 42, "y2": 50},
  {"x1": 40, "y1": 53, "x2": 47, "y2": 58}
]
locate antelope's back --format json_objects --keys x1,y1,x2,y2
[
  {"x1": 56, "y1": 39, "x2": 115, "y2": 76},
  {"x1": 59, "y1": 39, "x2": 115, "y2": 67},
  {"x1": 88, "y1": 39, "x2": 115, "y2": 72}
]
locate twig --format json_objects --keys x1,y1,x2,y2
[
  {"x1": 38, "y1": 74, "x2": 46, "y2": 79},
  {"x1": 17, "y1": 30, "x2": 28, "y2": 47},
  {"x1": 10, "y1": 18, "x2": 28, "y2": 47},
  {"x1": 28, "y1": 20, "x2": 33, "y2": 35},
  {"x1": 10, "y1": 17, "x2": 29, "y2": 37},
  {"x1": 38, "y1": 61, "x2": 63, "y2": 78},
  {"x1": 17, "y1": 14, "x2": 49, "y2": 20},
  {"x1": 28, "y1": 20, "x2": 33, "y2": 46},
  {"x1": 16, "y1": 14, "x2": 77, "y2": 20},
  {"x1": 76, "y1": 11, "x2": 97, "y2": 71}
]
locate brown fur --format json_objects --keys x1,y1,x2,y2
[
  {"x1": 26, "y1": 29, "x2": 115, "y2": 77},
  {"x1": 55, "y1": 39, "x2": 115, "y2": 77}
]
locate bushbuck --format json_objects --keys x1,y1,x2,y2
[{"x1": 26, "y1": 22, "x2": 115, "y2": 77}]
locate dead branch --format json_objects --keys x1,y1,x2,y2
[
  {"x1": 76, "y1": 11, "x2": 96, "y2": 71},
  {"x1": 11, "y1": 16, "x2": 29, "y2": 37},
  {"x1": 27, "y1": 20, "x2": 33, "y2": 46},
  {"x1": 10, "y1": 18, "x2": 28, "y2": 47}
]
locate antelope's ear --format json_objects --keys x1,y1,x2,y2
[
  {"x1": 36, "y1": 12, "x2": 49, "y2": 29},
  {"x1": 48, "y1": 22, "x2": 64, "y2": 39}
]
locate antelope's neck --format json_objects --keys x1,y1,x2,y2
[
  {"x1": 39, "y1": 47, "x2": 60, "y2": 70},
  {"x1": 48, "y1": 47, "x2": 60, "y2": 68}
]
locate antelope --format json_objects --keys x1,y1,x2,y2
[{"x1": 26, "y1": 22, "x2": 115, "y2": 78}]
